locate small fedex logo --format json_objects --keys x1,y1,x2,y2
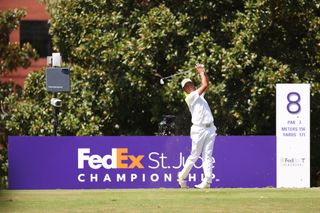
[{"x1": 78, "y1": 148, "x2": 144, "y2": 169}]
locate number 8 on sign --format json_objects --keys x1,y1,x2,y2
[{"x1": 287, "y1": 92, "x2": 301, "y2": 114}]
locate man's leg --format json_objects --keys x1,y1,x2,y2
[
  {"x1": 201, "y1": 133, "x2": 216, "y2": 184},
  {"x1": 179, "y1": 128, "x2": 206, "y2": 180},
  {"x1": 194, "y1": 127, "x2": 216, "y2": 189}
]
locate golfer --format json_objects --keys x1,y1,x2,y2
[{"x1": 177, "y1": 64, "x2": 217, "y2": 189}]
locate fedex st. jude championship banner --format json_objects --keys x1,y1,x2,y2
[{"x1": 9, "y1": 136, "x2": 276, "y2": 189}]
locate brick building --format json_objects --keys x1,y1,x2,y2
[{"x1": 0, "y1": 0, "x2": 50, "y2": 87}]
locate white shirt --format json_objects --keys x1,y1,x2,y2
[{"x1": 185, "y1": 90, "x2": 214, "y2": 125}]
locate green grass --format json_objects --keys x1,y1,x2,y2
[{"x1": 0, "y1": 188, "x2": 320, "y2": 213}]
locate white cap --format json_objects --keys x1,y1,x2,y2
[{"x1": 181, "y1": 78, "x2": 192, "y2": 89}]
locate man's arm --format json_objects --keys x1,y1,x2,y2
[{"x1": 196, "y1": 64, "x2": 208, "y2": 96}]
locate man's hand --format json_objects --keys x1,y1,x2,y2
[{"x1": 195, "y1": 64, "x2": 205, "y2": 74}]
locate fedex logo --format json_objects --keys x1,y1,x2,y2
[{"x1": 78, "y1": 148, "x2": 144, "y2": 169}]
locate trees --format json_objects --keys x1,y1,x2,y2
[
  {"x1": 4, "y1": 0, "x2": 320, "y2": 183},
  {"x1": 0, "y1": 7, "x2": 39, "y2": 126},
  {"x1": 0, "y1": 9, "x2": 38, "y2": 189},
  {"x1": 0, "y1": 9, "x2": 38, "y2": 127}
]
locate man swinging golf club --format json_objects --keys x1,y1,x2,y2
[{"x1": 177, "y1": 64, "x2": 217, "y2": 189}]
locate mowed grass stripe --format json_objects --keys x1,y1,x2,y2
[{"x1": 0, "y1": 188, "x2": 320, "y2": 213}]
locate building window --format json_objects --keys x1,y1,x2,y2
[{"x1": 20, "y1": 21, "x2": 52, "y2": 58}]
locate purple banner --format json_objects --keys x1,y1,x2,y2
[{"x1": 8, "y1": 136, "x2": 276, "y2": 189}]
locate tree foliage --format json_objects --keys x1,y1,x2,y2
[
  {"x1": 0, "y1": 9, "x2": 38, "y2": 74},
  {"x1": 5, "y1": 0, "x2": 320, "y2": 184},
  {"x1": 0, "y1": 9, "x2": 38, "y2": 189},
  {"x1": 0, "y1": 9, "x2": 38, "y2": 127}
]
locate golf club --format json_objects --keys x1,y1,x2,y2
[{"x1": 159, "y1": 69, "x2": 193, "y2": 85}]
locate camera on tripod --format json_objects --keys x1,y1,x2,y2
[{"x1": 158, "y1": 115, "x2": 176, "y2": 136}]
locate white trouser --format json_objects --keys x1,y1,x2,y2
[{"x1": 179, "y1": 124, "x2": 216, "y2": 183}]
